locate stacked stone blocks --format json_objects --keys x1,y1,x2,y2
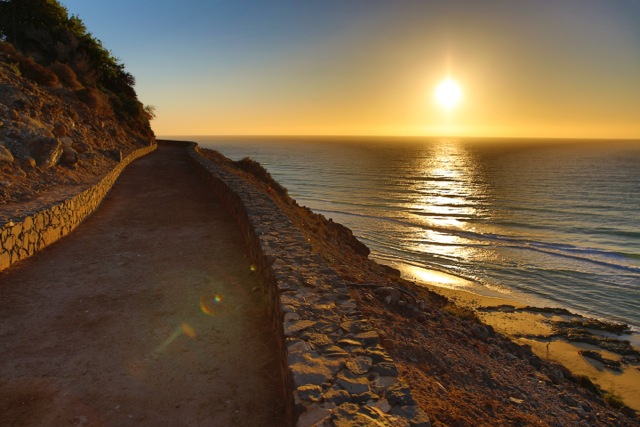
[
  {"x1": 0, "y1": 144, "x2": 156, "y2": 271},
  {"x1": 188, "y1": 143, "x2": 431, "y2": 427}
]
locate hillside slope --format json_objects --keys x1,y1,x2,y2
[
  {"x1": 0, "y1": 44, "x2": 154, "y2": 206},
  {"x1": 0, "y1": 0, "x2": 154, "y2": 207}
]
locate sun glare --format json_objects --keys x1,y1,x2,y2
[{"x1": 435, "y1": 78, "x2": 463, "y2": 111}]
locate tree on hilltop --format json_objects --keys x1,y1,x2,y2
[{"x1": 0, "y1": 0, "x2": 153, "y2": 136}]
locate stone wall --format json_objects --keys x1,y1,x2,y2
[
  {"x1": 187, "y1": 142, "x2": 431, "y2": 427},
  {"x1": 0, "y1": 144, "x2": 156, "y2": 271}
]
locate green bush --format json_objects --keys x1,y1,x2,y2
[{"x1": 0, "y1": 0, "x2": 154, "y2": 136}]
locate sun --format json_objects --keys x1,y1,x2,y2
[{"x1": 435, "y1": 78, "x2": 463, "y2": 111}]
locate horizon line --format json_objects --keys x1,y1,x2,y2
[{"x1": 157, "y1": 134, "x2": 640, "y2": 142}]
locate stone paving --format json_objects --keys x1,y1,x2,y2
[{"x1": 188, "y1": 142, "x2": 431, "y2": 426}]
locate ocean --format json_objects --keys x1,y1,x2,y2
[{"x1": 181, "y1": 136, "x2": 640, "y2": 333}]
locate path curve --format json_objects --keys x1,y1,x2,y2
[{"x1": 0, "y1": 143, "x2": 285, "y2": 426}]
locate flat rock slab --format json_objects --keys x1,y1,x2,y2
[{"x1": 0, "y1": 144, "x2": 285, "y2": 426}]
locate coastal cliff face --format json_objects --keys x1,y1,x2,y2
[
  {"x1": 195, "y1": 146, "x2": 639, "y2": 426},
  {"x1": 0, "y1": 42, "x2": 154, "y2": 206}
]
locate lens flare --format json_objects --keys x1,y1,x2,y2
[
  {"x1": 200, "y1": 293, "x2": 223, "y2": 316},
  {"x1": 154, "y1": 322, "x2": 198, "y2": 354},
  {"x1": 200, "y1": 296, "x2": 213, "y2": 315},
  {"x1": 180, "y1": 322, "x2": 197, "y2": 339}
]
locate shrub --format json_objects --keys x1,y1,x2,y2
[
  {"x1": 50, "y1": 61, "x2": 82, "y2": 89},
  {"x1": 444, "y1": 303, "x2": 479, "y2": 321},
  {"x1": 6, "y1": 62, "x2": 21, "y2": 76},
  {"x1": 604, "y1": 391, "x2": 625, "y2": 410},
  {"x1": 233, "y1": 157, "x2": 289, "y2": 198},
  {"x1": 144, "y1": 104, "x2": 156, "y2": 121},
  {"x1": 574, "y1": 374, "x2": 601, "y2": 396},
  {"x1": 18, "y1": 56, "x2": 59, "y2": 86},
  {"x1": 69, "y1": 51, "x2": 98, "y2": 86},
  {"x1": 0, "y1": 41, "x2": 19, "y2": 57},
  {"x1": 109, "y1": 91, "x2": 148, "y2": 128},
  {"x1": 76, "y1": 87, "x2": 111, "y2": 115}
]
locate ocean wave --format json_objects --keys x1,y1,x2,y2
[
  {"x1": 315, "y1": 207, "x2": 638, "y2": 269},
  {"x1": 405, "y1": 176, "x2": 460, "y2": 183},
  {"x1": 590, "y1": 228, "x2": 640, "y2": 239}
]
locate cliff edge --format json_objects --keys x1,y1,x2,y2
[{"x1": 196, "y1": 146, "x2": 639, "y2": 426}]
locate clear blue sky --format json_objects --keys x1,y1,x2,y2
[{"x1": 59, "y1": 0, "x2": 640, "y2": 138}]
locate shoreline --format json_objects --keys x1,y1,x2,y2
[
  {"x1": 187, "y1": 142, "x2": 639, "y2": 424},
  {"x1": 387, "y1": 261, "x2": 640, "y2": 412}
]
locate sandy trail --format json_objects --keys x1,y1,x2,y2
[{"x1": 0, "y1": 143, "x2": 285, "y2": 426}]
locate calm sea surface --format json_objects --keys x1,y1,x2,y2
[{"x1": 183, "y1": 136, "x2": 640, "y2": 332}]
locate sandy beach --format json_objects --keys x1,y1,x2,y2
[{"x1": 394, "y1": 263, "x2": 640, "y2": 412}]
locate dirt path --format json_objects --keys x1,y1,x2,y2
[{"x1": 0, "y1": 144, "x2": 285, "y2": 426}]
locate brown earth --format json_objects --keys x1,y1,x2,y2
[
  {"x1": 0, "y1": 144, "x2": 285, "y2": 426},
  {"x1": 1, "y1": 46, "x2": 153, "y2": 206}
]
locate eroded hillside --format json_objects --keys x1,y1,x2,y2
[
  {"x1": 0, "y1": 44, "x2": 154, "y2": 206},
  {"x1": 0, "y1": 0, "x2": 155, "y2": 207}
]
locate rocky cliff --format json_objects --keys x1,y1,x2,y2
[{"x1": 0, "y1": 42, "x2": 154, "y2": 206}]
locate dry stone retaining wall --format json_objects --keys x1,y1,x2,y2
[
  {"x1": 187, "y1": 142, "x2": 431, "y2": 427},
  {"x1": 0, "y1": 144, "x2": 156, "y2": 271}
]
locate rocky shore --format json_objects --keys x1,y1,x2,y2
[{"x1": 193, "y1": 146, "x2": 639, "y2": 426}]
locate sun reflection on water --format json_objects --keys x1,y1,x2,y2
[
  {"x1": 405, "y1": 140, "x2": 482, "y2": 259},
  {"x1": 399, "y1": 264, "x2": 474, "y2": 290}
]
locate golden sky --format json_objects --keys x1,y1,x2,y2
[{"x1": 62, "y1": 1, "x2": 640, "y2": 138}]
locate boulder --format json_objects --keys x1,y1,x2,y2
[
  {"x1": 60, "y1": 145, "x2": 79, "y2": 166},
  {"x1": 2, "y1": 139, "x2": 31, "y2": 160},
  {"x1": 26, "y1": 136, "x2": 63, "y2": 168},
  {"x1": 0, "y1": 145, "x2": 14, "y2": 163},
  {"x1": 52, "y1": 122, "x2": 69, "y2": 137},
  {"x1": 71, "y1": 140, "x2": 89, "y2": 153},
  {"x1": 20, "y1": 115, "x2": 54, "y2": 138}
]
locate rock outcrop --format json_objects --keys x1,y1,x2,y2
[{"x1": 0, "y1": 43, "x2": 155, "y2": 205}]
